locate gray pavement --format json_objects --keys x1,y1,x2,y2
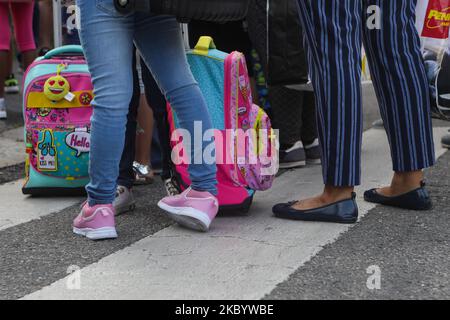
[
  {"x1": 0, "y1": 163, "x2": 24, "y2": 185},
  {"x1": 0, "y1": 85, "x2": 22, "y2": 134},
  {"x1": 0, "y1": 182, "x2": 171, "y2": 300}
]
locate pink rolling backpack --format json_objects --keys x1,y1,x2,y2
[{"x1": 168, "y1": 37, "x2": 278, "y2": 213}]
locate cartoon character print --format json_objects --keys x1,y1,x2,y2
[
  {"x1": 27, "y1": 108, "x2": 69, "y2": 123},
  {"x1": 26, "y1": 130, "x2": 33, "y2": 145},
  {"x1": 43, "y1": 64, "x2": 70, "y2": 102},
  {"x1": 241, "y1": 119, "x2": 250, "y2": 130},
  {"x1": 26, "y1": 109, "x2": 38, "y2": 122},
  {"x1": 79, "y1": 92, "x2": 93, "y2": 106},
  {"x1": 28, "y1": 129, "x2": 41, "y2": 169},
  {"x1": 36, "y1": 108, "x2": 52, "y2": 118}
]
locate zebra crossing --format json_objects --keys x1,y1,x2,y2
[{"x1": 0, "y1": 121, "x2": 448, "y2": 300}]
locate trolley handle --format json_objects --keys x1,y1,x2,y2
[{"x1": 44, "y1": 45, "x2": 84, "y2": 59}]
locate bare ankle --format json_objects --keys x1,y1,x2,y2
[
  {"x1": 392, "y1": 171, "x2": 423, "y2": 189},
  {"x1": 322, "y1": 186, "x2": 354, "y2": 203}
]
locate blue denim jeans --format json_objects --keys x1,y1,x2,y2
[{"x1": 77, "y1": 0, "x2": 217, "y2": 205}]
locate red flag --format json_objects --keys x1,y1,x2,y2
[{"x1": 421, "y1": 0, "x2": 450, "y2": 39}]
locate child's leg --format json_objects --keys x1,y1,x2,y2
[
  {"x1": 133, "y1": 94, "x2": 155, "y2": 184},
  {"x1": 0, "y1": 3, "x2": 11, "y2": 99},
  {"x1": 134, "y1": 15, "x2": 217, "y2": 195},
  {"x1": 77, "y1": 0, "x2": 135, "y2": 205},
  {"x1": 0, "y1": 4, "x2": 11, "y2": 52},
  {"x1": 0, "y1": 51, "x2": 8, "y2": 99},
  {"x1": 38, "y1": 0, "x2": 53, "y2": 50},
  {"x1": 117, "y1": 50, "x2": 141, "y2": 190},
  {"x1": 10, "y1": 1, "x2": 36, "y2": 68},
  {"x1": 135, "y1": 94, "x2": 154, "y2": 168}
]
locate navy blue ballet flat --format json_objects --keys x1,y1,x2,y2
[
  {"x1": 364, "y1": 181, "x2": 432, "y2": 211},
  {"x1": 272, "y1": 193, "x2": 358, "y2": 224}
]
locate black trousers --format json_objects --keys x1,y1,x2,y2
[
  {"x1": 117, "y1": 52, "x2": 173, "y2": 188},
  {"x1": 269, "y1": 87, "x2": 317, "y2": 148}
]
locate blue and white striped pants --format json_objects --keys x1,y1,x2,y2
[{"x1": 296, "y1": 0, "x2": 436, "y2": 186}]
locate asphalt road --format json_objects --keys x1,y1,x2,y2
[
  {"x1": 0, "y1": 182, "x2": 171, "y2": 300},
  {"x1": 0, "y1": 77, "x2": 449, "y2": 300},
  {"x1": 266, "y1": 151, "x2": 450, "y2": 300}
]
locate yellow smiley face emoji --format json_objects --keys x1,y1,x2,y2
[{"x1": 44, "y1": 75, "x2": 70, "y2": 101}]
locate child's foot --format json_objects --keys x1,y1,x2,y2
[
  {"x1": 113, "y1": 185, "x2": 136, "y2": 215},
  {"x1": 133, "y1": 161, "x2": 154, "y2": 184},
  {"x1": 158, "y1": 187, "x2": 219, "y2": 232},
  {"x1": 0, "y1": 98, "x2": 7, "y2": 119},
  {"x1": 5, "y1": 74, "x2": 19, "y2": 94},
  {"x1": 73, "y1": 202, "x2": 118, "y2": 240}
]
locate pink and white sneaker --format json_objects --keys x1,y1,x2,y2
[
  {"x1": 73, "y1": 202, "x2": 118, "y2": 240},
  {"x1": 157, "y1": 187, "x2": 219, "y2": 232}
]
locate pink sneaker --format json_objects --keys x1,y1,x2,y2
[
  {"x1": 157, "y1": 187, "x2": 219, "y2": 232},
  {"x1": 73, "y1": 202, "x2": 118, "y2": 240}
]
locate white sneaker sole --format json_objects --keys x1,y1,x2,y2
[
  {"x1": 279, "y1": 160, "x2": 306, "y2": 169},
  {"x1": 157, "y1": 201, "x2": 212, "y2": 232},
  {"x1": 5, "y1": 86, "x2": 19, "y2": 94},
  {"x1": 73, "y1": 227, "x2": 118, "y2": 240},
  {"x1": 306, "y1": 158, "x2": 322, "y2": 165}
]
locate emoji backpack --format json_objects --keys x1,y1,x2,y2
[
  {"x1": 22, "y1": 45, "x2": 93, "y2": 195},
  {"x1": 167, "y1": 37, "x2": 278, "y2": 213}
]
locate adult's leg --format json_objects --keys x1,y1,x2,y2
[
  {"x1": 293, "y1": 0, "x2": 363, "y2": 209},
  {"x1": 362, "y1": 0, "x2": 435, "y2": 196},
  {"x1": 134, "y1": 14, "x2": 217, "y2": 195},
  {"x1": 77, "y1": 0, "x2": 135, "y2": 205}
]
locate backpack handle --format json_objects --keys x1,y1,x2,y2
[
  {"x1": 193, "y1": 36, "x2": 216, "y2": 55},
  {"x1": 44, "y1": 45, "x2": 84, "y2": 59}
]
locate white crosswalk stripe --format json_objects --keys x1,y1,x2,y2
[
  {"x1": 18, "y1": 127, "x2": 448, "y2": 300},
  {"x1": 0, "y1": 127, "x2": 83, "y2": 231},
  {"x1": 0, "y1": 179, "x2": 82, "y2": 231}
]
